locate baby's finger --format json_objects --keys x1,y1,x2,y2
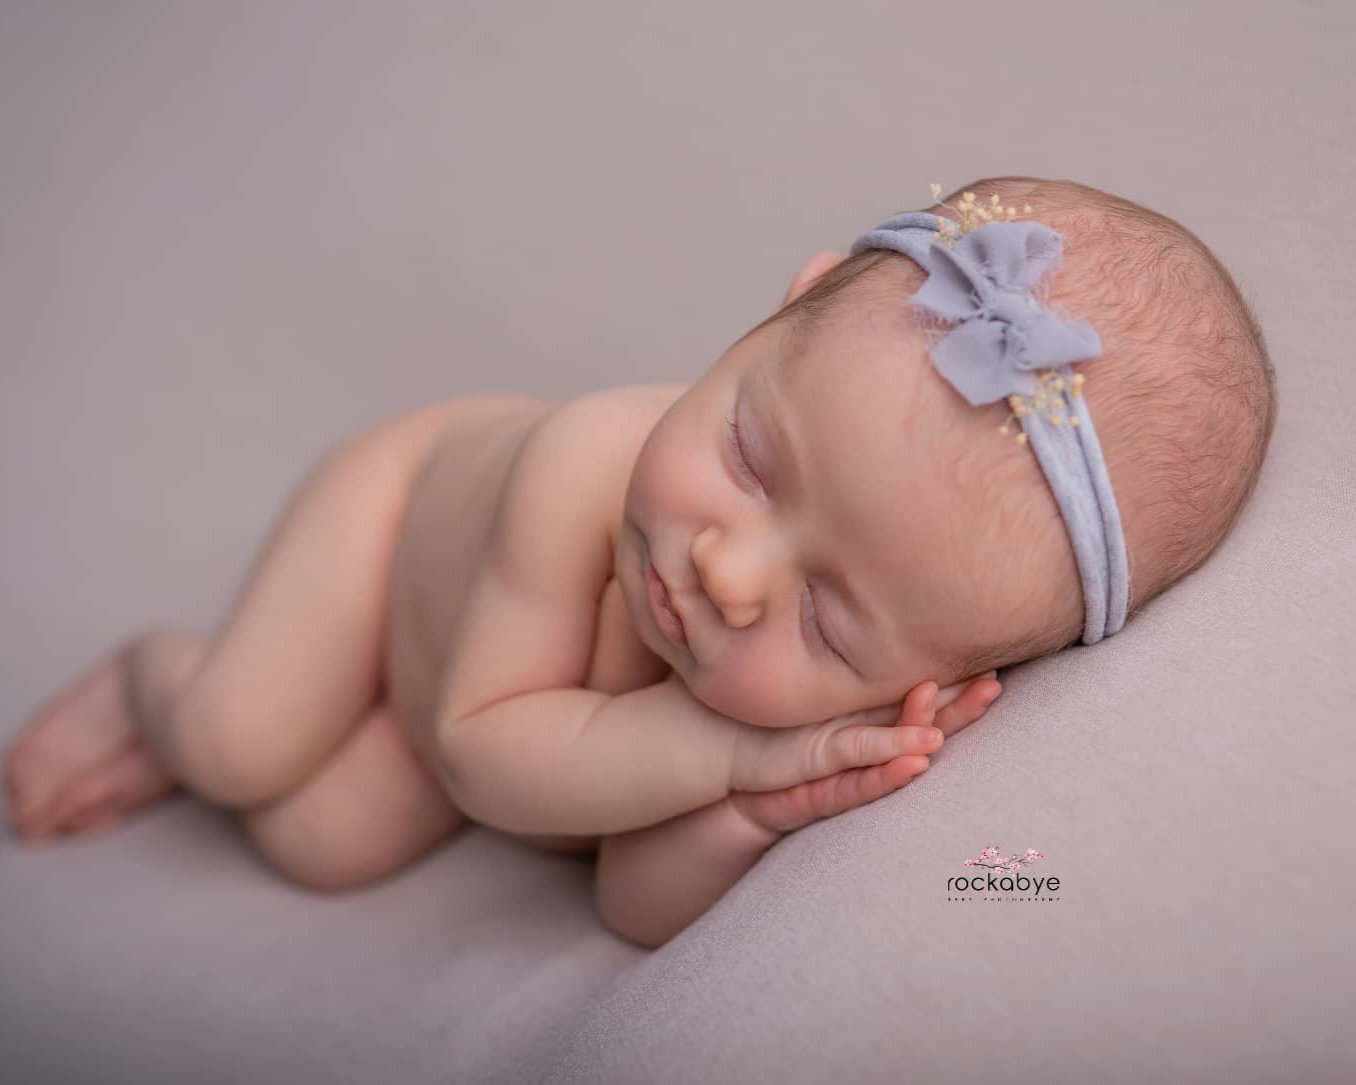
[
  {"x1": 893, "y1": 725, "x2": 945, "y2": 755},
  {"x1": 934, "y1": 678, "x2": 1002, "y2": 738},
  {"x1": 851, "y1": 754, "x2": 933, "y2": 801},
  {"x1": 934, "y1": 670, "x2": 997, "y2": 714},
  {"x1": 837, "y1": 702, "x2": 909, "y2": 729},
  {"x1": 791, "y1": 754, "x2": 927, "y2": 824},
  {"x1": 736, "y1": 751, "x2": 935, "y2": 834},
  {"x1": 832, "y1": 720, "x2": 941, "y2": 774},
  {"x1": 806, "y1": 754, "x2": 931, "y2": 821},
  {"x1": 895, "y1": 681, "x2": 939, "y2": 729}
]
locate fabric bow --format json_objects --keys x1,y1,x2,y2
[{"x1": 911, "y1": 220, "x2": 1103, "y2": 406}]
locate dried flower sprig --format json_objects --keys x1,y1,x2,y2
[
  {"x1": 927, "y1": 182, "x2": 1033, "y2": 248},
  {"x1": 921, "y1": 183, "x2": 1083, "y2": 445},
  {"x1": 998, "y1": 370, "x2": 1085, "y2": 444}
]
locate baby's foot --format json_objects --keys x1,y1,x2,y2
[{"x1": 3, "y1": 639, "x2": 177, "y2": 844}]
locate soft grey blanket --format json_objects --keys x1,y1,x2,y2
[{"x1": 2, "y1": 2, "x2": 1352, "y2": 1082}]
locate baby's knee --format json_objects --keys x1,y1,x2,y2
[
  {"x1": 239, "y1": 790, "x2": 441, "y2": 893},
  {"x1": 120, "y1": 630, "x2": 283, "y2": 806},
  {"x1": 168, "y1": 691, "x2": 308, "y2": 809},
  {"x1": 241, "y1": 803, "x2": 371, "y2": 892}
]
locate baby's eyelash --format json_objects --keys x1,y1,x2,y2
[
  {"x1": 727, "y1": 410, "x2": 849, "y2": 671},
  {"x1": 724, "y1": 413, "x2": 759, "y2": 489},
  {"x1": 803, "y1": 584, "x2": 849, "y2": 667}
]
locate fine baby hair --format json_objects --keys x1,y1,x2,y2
[
  {"x1": 759, "y1": 177, "x2": 1277, "y2": 677},
  {"x1": 850, "y1": 195, "x2": 1127, "y2": 646}
]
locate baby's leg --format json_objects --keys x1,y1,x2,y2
[
  {"x1": 239, "y1": 702, "x2": 466, "y2": 892},
  {"x1": 5, "y1": 404, "x2": 459, "y2": 840},
  {"x1": 125, "y1": 421, "x2": 412, "y2": 809}
]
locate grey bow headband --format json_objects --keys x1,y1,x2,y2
[{"x1": 849, "y1": 210, "x2": 1129, "y2": 644}]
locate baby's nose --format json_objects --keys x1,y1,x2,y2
[
  {"x1": 711, "y1": 594, "x2": 761, "y2": 630},
  {"x1": 690, "y1": 527, "x2": 769, "y2": 628}
]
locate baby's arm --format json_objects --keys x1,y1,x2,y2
[
  {"x1": 435, "y1": 392, "x2": 955, "y2": 837},
  {"x1": 594, "y1": 794, "x2": 783, "y2": 949},
  {"x1": 435, "y1": 394, "x2": 744, "y2": 837},
  {"x1": 442, "y1": 670, "x2": 934, "y2": 836},
  {"x1": 443, "y1": 671, "x2": 952, "y2": 837},
  {"x1": 440, "y1": 674, "x2": 739, "y2": 837},
  {"x1": 594, "y1": 676, "x2": 1001, "y2": 949}
]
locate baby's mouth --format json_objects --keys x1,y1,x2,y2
[{"x1": 645, "y1": 560, "x2": 688, "y2": 647}]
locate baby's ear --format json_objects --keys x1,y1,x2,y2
[{"x1": 780, "y1": 251, "x2": 845, "y2": 307}]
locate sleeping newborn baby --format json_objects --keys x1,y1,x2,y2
[{"x1": 3, "y1": 176, "x2": 1276, "y2": 948}]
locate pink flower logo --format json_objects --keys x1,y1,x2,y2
[{"x1": 963, "y1": 844, "x2": 1044, "y2": 871}]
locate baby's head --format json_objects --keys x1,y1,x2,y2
[{"x1": 621, "y1": 176, "x2": 1277, "y2": 727}]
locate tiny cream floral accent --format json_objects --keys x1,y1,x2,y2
[
  {"x1": 928, "y1": 181, "x2": 1034, "y2": 248},
  {"x1": 922, "y1": 183, "x2": 1089, "y2": 446},
  {"x1": 999, "y1": 370, "x2": 1085, "y2": 444}
]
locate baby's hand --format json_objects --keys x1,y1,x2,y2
[{"x1": 727, "y1": 673, "x2": 1000, "y2": 835}]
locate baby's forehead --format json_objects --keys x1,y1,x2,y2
[
  {"x1": 760, "y1": 250, "x2": 1107, "y2": 663},
  {"x1": 768, "y1": 335, "x2": 953, "y2": 540},
  {"x1": 774, "y1": 309, "x2": 948, "y2": 443},
  {"x1": 772, "y1": 304, "x2": 1046, "y2": 559}
]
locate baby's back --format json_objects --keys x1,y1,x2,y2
[{"x1": 385, "y1": 393, "x2": 550, "y2": 768}]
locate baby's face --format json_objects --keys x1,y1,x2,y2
[{"x1": 619, "y1": 279, "x2": 1045, "y2": 728}]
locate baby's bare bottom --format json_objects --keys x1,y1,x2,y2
[{"x1": 124, "y1": 403, "x2": 470, "y2": 890}]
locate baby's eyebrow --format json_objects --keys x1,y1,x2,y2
[
  {"x1": 749, "y1": 359, "x2": 804, "y2": 500},
  {"x1": 751, "y1": 359, "x2": 884, "y2": 680}
]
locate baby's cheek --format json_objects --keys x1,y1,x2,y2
[{"x1": 691, "y1": 658, "x2": 822, "y2": 729}]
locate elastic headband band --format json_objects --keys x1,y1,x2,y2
[{"x1": 849, "y1": 209, "x2": 1129, "y2": 644}]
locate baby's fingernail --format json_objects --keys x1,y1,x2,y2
[{"x1": 926, "y1": 728, "x2": 944, "y2": 742}]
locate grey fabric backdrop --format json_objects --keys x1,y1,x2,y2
[{"x1": 2, "y1": 2, "x2": 1353, "y2": 1083}]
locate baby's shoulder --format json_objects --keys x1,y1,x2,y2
[
  {"x1": 435, "y1": 385, "x2": 676, "y2": 722},
  {"x1": 486, "y1": 386, "x2": 661, "y2": 582},
  {"x1": 501, "y1": 383, "x2": 684, "y2": 526},
  {"x1": 544, "y1": 383, "x2": 685, "y2": 446}
]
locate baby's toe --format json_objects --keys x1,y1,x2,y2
[
  {"x1": 3, "y1": 736, "x2": 22, "y2": 787},
  {"x1": 64, "y1": 797, "x2": 123, "y2": 834},
  {"x1": 4, "y1": 746, "x2": 58, "y2": 830},
  {"x1": 36, "y1": 744, "x2": 170, "y2": 839},
  {"x1": 35, "y1": 765, "x2": 123, "y2": 836}
]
